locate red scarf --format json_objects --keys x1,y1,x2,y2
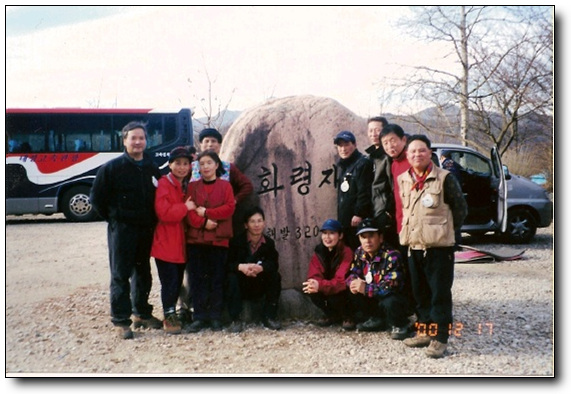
[{"x1": 409, "y1": 163, "x2": 433, "y2": 191}]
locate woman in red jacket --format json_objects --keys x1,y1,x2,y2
[
  {"x1": 185, "y1": 150, "x2": 236, "y2": 333},
  {"x1": 303, "y1": 219, "x2": 355, "y2": 330},
  {"x1": 151, "y1": 147, "x2": 195, "y2": 335}
]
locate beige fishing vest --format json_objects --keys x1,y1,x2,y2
[{"x1": 398, "y1": 166, "x2": 455, "y2": 249}]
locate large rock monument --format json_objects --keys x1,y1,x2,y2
[{"x1": 220, "y1": 95, "x2": 368, "y2": 319}]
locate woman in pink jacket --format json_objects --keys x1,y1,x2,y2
[
  {"x1": 303, "y1": 219, "x2": 355, "y2": 330},
  {"x1": 151, "y1": 147, "x2": 195, "y2": 335}
]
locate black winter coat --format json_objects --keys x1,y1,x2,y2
[
  {"x1": 91, "y1": 152, "x2": 161, "y2": 226},
  {"x1": 336, "y1": 149, "x2": 374, "y2": 228}
]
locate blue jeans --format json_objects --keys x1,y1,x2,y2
[
  {"x1": 107, "y1": 221, "x2": 155, "y2": 327},
  {"x1": 408, "y1": 247, "x2": 455, "y2": 343},
  {"x1": 155, "y1": 259, "x2": 186, "y2": 316},
  {"x1": 187, "y1": 244, "x2": 227, "y2": 321}
]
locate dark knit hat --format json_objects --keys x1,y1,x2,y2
[
  {"x1": 168, "y1": 146, "x2": 193, "y2": 163},
  {"x1": 199, "y1": 128, "x2": 223, "y2": 143}
]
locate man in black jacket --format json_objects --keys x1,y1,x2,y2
[
  {"x1": 334, "y1": 130, "x2": 374, "y2": 250},
  {"x1": 225, "y1": 206, "x2": 282, "y2": 333},
  {"x1": 91, "y1": 121, "x2": 162, "y2": 339}
]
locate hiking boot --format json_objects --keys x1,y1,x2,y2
[
  {"x1": 356, "y1": 317, "x2": 384, "y2": 332},
  {"x1": 426, "y1": 340, "x2": 447, "y2": 358},
  {"x1": 186, "y1": 319, "x2": 208, "y2": 333},
  {"x1": 390, "y1": 325, "x2": 409, "y2": 340},
  {"x1": 403, "y1": 333, "x2": 432, "y2": 348},
  {"x1": 342, "y1": 319, "x2": 356, "y2": 331},
  {"x1": 210, "y1": 319, "x2": 223, "y2": 332},
  {"x1": 262, "y1": 318, "x2": 282, "y2": 330},
  {"x1": 116, "y1": 325, "x2": 134, "y2": 340},
  {"x1": 163, "y1": 314, "x2": 182, "y2": 335},
  {"x1": 132, "y1": 315, "x2": 163, "y2": 329},
  {"x1": 228, "y1": 320, "x2": 244, "y2": 333}
]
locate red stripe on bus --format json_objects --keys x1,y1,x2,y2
[{"x1": 6, "y1": 152, "x2": 100, "y2": 173}]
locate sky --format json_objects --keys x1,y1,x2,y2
[
  {"x1": 4, "y1": 5, "x2": 459, "y2": 118},
  {"x1": 4, "y1": 5, "x2": 561, "y2": 120}
]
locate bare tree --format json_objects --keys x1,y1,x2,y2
[
  {"x1": 381, "y1": 6, "x2": 553, "y2": 156},
  {"x1": 186, "y1": 62, "x2": 236, "y2": 132}
]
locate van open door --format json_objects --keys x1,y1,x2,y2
[{"x1": 491, "y1": 146, "x2": 507, "y2": 232}]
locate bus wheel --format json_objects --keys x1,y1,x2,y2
[{"x1": 61, "y1": 186, "x2": 99, "y2": 222}]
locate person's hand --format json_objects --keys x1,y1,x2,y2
[
  {"x1": 349, "y1": 278, "x2": 365, "y2": 294},
  {"x1": 204, "y1": 219, "x2": 218, "y2": 230},
  {"x1": 185, "y1": 197, "x2": 196, "y2": 211},
  {"x1": 351, "y1": 215, "x2": 363, "y2": 227},
  {"x1": 250, "y1": 264, "x2": 263, "y2": 276},
  {"x1": 302, "y1": 278, "x2": 319, "y2": 294},
  {"x1": 196, "y1": 206, "x2": 206, "y2": 217},
  {"x1": 238, "y1": 263, "x2": 253, "y2": 276},
  {"x1": 238, "y1": 263, "x2": 259, "y2": 277}
]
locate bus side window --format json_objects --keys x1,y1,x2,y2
[
  {"x1": 20, "y1": 142, "x2": 32, "y2": 153},
  {"x1": 74, "y1": 139, "x2": 87, "y2": 151}
]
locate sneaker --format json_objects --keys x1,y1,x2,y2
[
  {"x1": 163, "y1": 314, "x2": 182, "y2": 335},
  {"x1": 426, "y1": 340, "x2": 447, "y2": 358},
  {"x1": 186, "y1": 319, "x2": 209, "y2": 333},
  {"x1": 342, "y1": 319, "x2": 356, "y2": 331},
  {"x1": 390, "y1": 325, "x2": 409, "y2": 340},
  {"x1": 227, "y1": 320, "x2": 244, "y2": 333},
  {"x1": 403, "y1": 334, "x2": 432, "y2": 348},
  {"x1": 132, "y1": 315, "x2": 163, "y2": 329},
  {"x1": 210, "y1": 319, "x2": 223, "y2": 332},
  {"x1": 116, "y1": 325, "x2": 134, "y2": 340},
  {"x1": 262, "y1": 318, "x2": 282, "y2": 330},
  {"x1": 356, "y1": 317, "x2": 385, "y2": 332}
]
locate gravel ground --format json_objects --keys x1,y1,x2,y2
[{"x1": 5, "y1": 214, "x2": 555, "y2": 377}]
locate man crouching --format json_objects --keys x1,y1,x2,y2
[{"x1": 345, "y1": 218, "x2": 410, "y2": 340}]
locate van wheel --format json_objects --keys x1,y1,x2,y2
[
  {"x1": 503, "y1": 208, "x2": 537, "y2": 244},
  {"x1": 61, "y1": 186, "x2": 99, "y2": 222}
]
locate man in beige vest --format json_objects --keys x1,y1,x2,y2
[{"x1": 398, "y1": 135, "x2": 467, "y2": 358}]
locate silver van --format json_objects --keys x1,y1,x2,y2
[{"x1": 431, "y1": 143, "x2": 553, "y2": 243}]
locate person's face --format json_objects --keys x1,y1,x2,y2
[
  {"x1": 406, "y1": 139, "x2": 433, "y2": 173},
  {"x1": 358, "y1": 231, "x2": 383, "y2": 255},
  {"x1": 169, "y1": 157, "x2": 191, "y2": 181},
  {"x1": 198, "y1": 155, "x2": 219, "y2": 180},
  {"x1": 336, "y1": 140, "x2": 356, "y2": 159},
  {"x1": 321, "y1": 230, "x2": 342, "y2": 250},
  {"x1": 367, "y1": 121, "x2": 384, "y2": 147},
  {"x1": 200, "y1": 137, "x2": 221, "y2": 153},
  {"x1": 381, "y1": 132, "x2": 407, "y2": 159},
  {"x1": 245, "y1": 213, "x2": 265, "y2": 236},
  {"x1": 123, "y1": 128, "x2": 147, "y2": 159}
]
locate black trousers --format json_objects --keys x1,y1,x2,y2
[
  {"x1": 408, "y1": 247, "x2": 455, "y2": 343},
  {"x1": 155, "y1": 259, "x2": 186, "y2": 316},
  {"x1": 348, "y1": 291, "x2": 410, "y2": 328},
  {"x1": 107, "y1": 221, "x2": 155, "y2": 327},
  {"x1": 226, "y1": 270, "x2": 281, "y2": 321},
  {"x1": 308, "y1": 290, "x2": 350, "y2": 320},
  {"x1": 187, "y1": 244, "x2": 227, "y2": 321}
]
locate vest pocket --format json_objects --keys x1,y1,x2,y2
[{"x1": 420, "y1": 216, "x2": 449, "y2": 246}]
